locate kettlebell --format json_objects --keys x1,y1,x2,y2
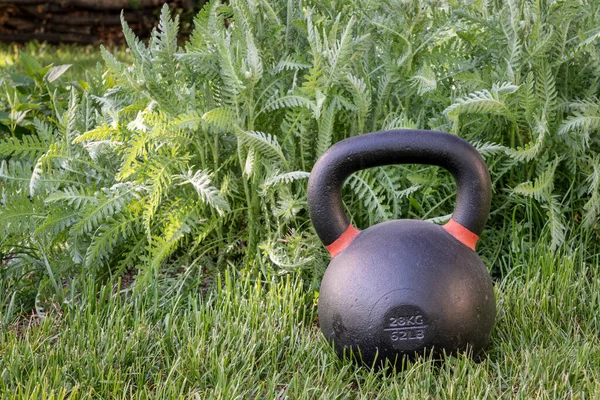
[{"x1": 307, "y1": 129, "x2": 495, "y2": 366}]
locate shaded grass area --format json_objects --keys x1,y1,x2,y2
[
  {"x1": 1, "y1": 245, "x2": 598, "y2": 399},
  {"x1": 0, "y1": 42, "x2": 131, "y2": 78}
]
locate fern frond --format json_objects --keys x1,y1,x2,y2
[
  {"x1": 506, "y1": 115, "x2": 547, "y2": 162},
  {"x1": 543, "y1": 196, "x2": 566, "y2": 251},
  {"x1": 558, "y1": 101, "x2": 600, "y2": 149},
  {"x1": 272, "y1": 194, "x2": 304, "y2": 221},
  {"x1": 261, "y1": 237, "x2": 313, "y2": 269},
  {"x1": 100, "y1": 45, "x2": 124, "y2": 76},
  {"x1": 175, "y1": 169, "x2": 230, "y2": 216},
  {"x1": 347, "y1": 171, "x2": 390, "y2": 221},
  {"x1": 537, "y1": 62, "x2": 557, "y2": 118},
  {"x1": 261, "y1": 170, "x2": 310, "y2": 192},
  {"x1": 473, "y1": 141, "x2": 508, "y2": 158},
  {"x1": 117, "y1": 131, "x2": 147, "y2": 181},
  {"x1": 0, "y1": 160, "x2": 32, "y2": 190},
  {"x1": 513, "y1": 158, "x2": 560, "y2": 201},
  {"x1": 35, "y1": 207, "x2": 81, "y2": 237},
  {"x1": 383, "y1": 113, "x2": 417, "y2": 130},
  {"x1": 582, "y1": 157, "x2": 600, "y2": 228},
  {"x1": 271, "y1": 56, "x2": 311, "y2": 74},
  {"x1": 519, "y1": 72, "x2": 536, "y2": 122},
  {"x1": 0, "y1": 134, "x2": 52, "y2": 159},
  {"x1": 168, "y1": 110, "x2": 202, "y2": 130},
  {"x1": 29, "y1": 156, "x2": 44, "y2": 197},
  {"x1": 444, "y1": 86, "x2": 513, "y2": 121},
  {"x1": 0, "y1": 197, "x2": 44, "y2": 235},
  {"x1": 45, "y1": 187, "x2": 98, "y2": 208},
  {"x1": 201, "y1": 107, "x2": 237, "y2": 131},
  {"x1": 236, "y1": 129, "x2": 286, "y2": 164},
  {"x1": 146, "y1": 200, "x2": 199, "y2": 270},
  {"x1": 345, "y1": 74, "x2": 371, "y2": 132},
  {"x1": 72, "y1": 183, "x2": 140, "y2": 236},
  {"x1": 316, "y1": 101, "x2": 336, "y2": 158},
  {"x1": 146, "y1": 79, "x2": 180, "y2": 115},
  {"x1": 500, "y1": 9, "x2": 522, "y2": 74},
  {"x1": 260, "y1": 94, "x2": 314, "y2": 114},
  {"x1": 150, "y1": 4, "x2": 180, "y2": 65},
  {"x1": 409, "y1": 65, "x2": 437, "y2": 95},
  {"x1": 326, "y1": 16, "x2": 356, "y2": 84},
  {"x1": 127, "y1": 110, "x2": 149, "y2": 133},
  {"x1": 60, "y1": 88, "x2": 80, "y2": 146},
  {"x1": 492, "y1": 82, "x2": 520, "y2": 96},
  {"x1": 85, "y1": 213, "x2": 143, "y2": 269},
  {"x1": 121, "y1": 11, "x2": 148, "y2": 63},
  {"x1": 396, "y1": 184, "x2": 422, "y2": 199},
  {"x1": 244, "y1": 148, "x2": 255, "y2": 178},
  {"x1": 305, "y1": 8, "x2": 322, "y2": 58},
  {"x1": 244, "y1": 32, "x2": 263, "y2": 84},
  {"x1": 216, "y1": 37, "x2": 245, "y2": 107},
  {"x1": 141, "y1": 157, "x2": 177, "y2": 234},
  {"x1": 115, "y1": 234, "x2": 148, "y2": 274}
]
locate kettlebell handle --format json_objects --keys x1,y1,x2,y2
[{"x1": 307, "y1": 130, "x2": 491, "y2": 254}]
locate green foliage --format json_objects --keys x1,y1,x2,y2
[{"x1": 1, "y1": 1, "x2": 600, "y2": 315}]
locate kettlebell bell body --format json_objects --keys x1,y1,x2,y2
[{"x1": 308, "y1": 130, "x2": 495, "y2": 366}]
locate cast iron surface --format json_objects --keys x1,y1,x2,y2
[
  {"x1": 308, "y1": 129, "x2": 491, "y2": 245},
  {"x1": 308, "y1": 129, "x2": 495, "y2": 366}
]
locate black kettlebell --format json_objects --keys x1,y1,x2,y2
[{"x1": 308, "y1": 129, "x2": 495, "y2": 366}]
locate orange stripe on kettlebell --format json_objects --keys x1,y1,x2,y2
[
  {"x1": 443, "y1": 219, "x2": 479, "y2": 250},
  {"x1": 326, "y1": 225, "x2": 361, "y2": 257}
]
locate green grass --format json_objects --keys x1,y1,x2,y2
[
  {"x1": 0, "y1": 42, "x2": 131, "y2": 78},
  {"x1": 1, "y1": 245, "x2": 598, "y2": 399}
]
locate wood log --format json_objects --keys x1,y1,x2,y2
[
  {"x1": 0, "y1": 0, "x2": 200, "y2": 44},
  {"x1": 0, "y1": 0, "x2": 166, "y2": 9},
  {"x1": 0, "y1": 32, "x2": 97, "y2": 44}
]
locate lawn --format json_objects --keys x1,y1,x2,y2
[
  {"x1": 1, "y1": 0, "x2": 600, "y2": 398},
  {"x1": 1, "y1": 247, "x2": 599, "y2": 398}
]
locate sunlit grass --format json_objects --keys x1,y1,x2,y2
[
  {"x1": 1, "y1": 245, "x2": 598, "y2": 399},
  {"x1": 0, "y1": 42, "x2": 131, "y2": 77}
]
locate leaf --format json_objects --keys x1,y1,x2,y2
[
  {"x1": 236, "y1": 129, "x2": 286, "y2": 164},
  {"x1": 473, "y1": 141, "x2": 507, "y2": 158},
  {"x1": 261, "y1": 95, "x2": 314, "y2": 114},
  {"x1": 45, "y1": 187, "x2": 98, "y2": 208},
  {"x1": 316, "y1": 101, "x2": 336, "y2": 158},
  {"x1": 543, "y1": 196, "x2": 566, "y2": 251},
  {"x1": 513, "y1": 158, "x2": 560, "y2": 202},
  {"x1": 261, "y1": 170, "x2": 310, "y2": 191},
  {"x1": 409, "y1": 65, "x2": 437, "y2": 95},
  {"x1": 175, "y1": 169, "x2": 230, "y2": 216},
  {"x1": 506, "y1": 115, "x2": 547, "y2": 162},
  {"x1": 29, "y1": 156, "x2": 44, "y2": 197},
  {"x1": 121, "y1": 11, "x2": 148, "y2": 63},
  {"x1": 44, "y1": 65, "x2": 72, "y2": 83},
  {"x1": 201, "y1": 107, "x2": 236, "y2": 131},
  {"x1": 0, "y1": 134, "x2": 52, "y2": 159},
  {"x1": 582, "y1": 157, "x2": 600, "y2": 228},
  {"x1": 71, "y1": 183, "x2": 140, "y2": 236},
  {"x1": 244, "y1": 148, "x2": 255, "y2": 178},
  {"x1": 169, "y1": 111, "x2": 202, "y2": 130},
  {"x1": 271, "y1": 56, "x2": 311, "y2": 74},
  {"x1": 444, "y1": 86, "x2": 513, "y2": 122},
  {"x1": 347, "y1": 171, "x2": 390, "y2": 221},
  {"x1": 19, "y1": 51, "x2": 42, "y2": 79},
  {"x1": 326, "y1": 16, "x2": 356, "y2": 84}
]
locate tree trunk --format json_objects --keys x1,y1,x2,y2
[{"x1": 0, "y1": 0, "x2": 200, "y2": 44}]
